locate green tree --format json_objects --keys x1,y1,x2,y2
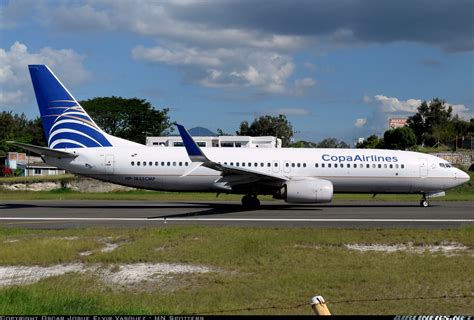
[
  {"x1": 317, "y1": 137, "x2": 350, "y2": 148},
  {"x1": 407, "y1": 98, "x2": 453, "y2": 146},
  {"x1": 356, "y1": 135, "x2": 384, "y2": 149},
  {"x1": 383, "y1": 127, "x2": 417, "y2": 150},
  {"x1": 0, "y1": 111, "x2": 46, "y2": 153},
  {"x1": 80, "y1": 96, "x2": 174, "y2": 144},
  {"x1": 289, "y1": 140, "x2": 318, "y2": 148},
  {"x1": 237, "y1": 114, "x2": 293, "y2": 147}
]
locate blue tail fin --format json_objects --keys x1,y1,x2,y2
[{"x1": 28, "y1": 65, "x2": 112, "y2": 149}]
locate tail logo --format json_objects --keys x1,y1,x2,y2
[
  {"x1": 29, "y1": 64, "x2": 112, "y2": 149},
  {"x1": 45, "y1": 100, "x2": 112, "y2": 149}
]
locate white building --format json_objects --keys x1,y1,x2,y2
[
  {"x1": 146, "y1": 136, "x2": 282, "y2": 148},
  {"x1": 4, "y1": 152, "x2": 66, "y2": 176}
]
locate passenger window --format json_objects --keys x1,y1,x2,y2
[
  {"x1": 161, "y1": 161, "x2": 165, "y2": 166},
  {"x1": 401, "y1": 164, "x2": 405, "y2": 169},
  {"x1": 303, "y1": 163, "x2": 306, "y2": 168},
  {"x1": 179, "y1": 162, "x2": 182, "y2": 166},
  {"x1": 185, "y1": 162, "x2": 189, "y2": 166},
  {"x1": 395, "y1": 164, "x2": 399, "y2": 169},
  {"x1": 131, "y1": 161, "x2": 135, "y2": 166},
  {"x1": 297, "y1": 163, "x2": 301, "y2": 168},
  {"x1": 267, "y1": 163, "x2": 271, "y2": 167},
  {"x1": 236, "y1": 162, "x2": 240, "y2": 167},
  {"x1": 328, "y1": 164, "x2": 332, "y2": 168},
  {"x1": 260, "y1": 163, "x2": 264, "y2": 167},
  {"x1": 322, "y1": 163, "x2": 325, "y2": 168},
  {"x1": 353, "y1": 164, "x2": 357, "y2": 168},
  {"x1": 167, "y1": 162, "x2": 170, "y2": 166},
  {"x1": 285, "y1": 163, "x2": 289, "y2": 167},
  {"x1": 366, "y1": 164, "x2": 370, "y2": 168},
  {"x1": 254, "y1": 162, "x2": 258, "y2": 167},
  {"x1": 173, "y1": 162, "x2": 176, "y2": 166},
  {"x1": 149, "y1": 161, "x2": 152, "y2": 166},
  {"x1": 155, "y1": 161, "x2": 158, "y2": 166},
  {"x1": 143, "y1": 162, "x2": 146, "y2": 167},
  {"x1": 292, "y1": 163, "x2": 295, "y2": 167},
  {"x1": 378, "y1": 164, "x2": 381, "y2": 168},
  {"x1": 315, "y1": 163, "x2": 319, "y2": 168},
  {"x1": 372, "y1": 164, "x2": 376, "y2": 168},
  {"x1": 389, "y1": 164, "x2": 393, "y2": 169},
  {"x1": 242, "y1": 162, "x2": 246, "y2": 167},
  {"x1": 274, "y1": 163, "x2": 278, "y2": 167},
  {"x1": 334, "y1": 163, "x2": 338, "y2": 168},
  {"x1": 248, "y1": 162, "x2": 252, "y2": 167},
  {"x1": 230, "y1": 162, "x2": 234, "y2": 166},
  {"x1": 384, "y1": 164, "x2": 387, "y2": 168},
  {"x1": 137, "y1": 161, "x2": 141, "y2": 166},
  {"x1": 359, "y1": 164, "x2": 363, "y2": 168}
]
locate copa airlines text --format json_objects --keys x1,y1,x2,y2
[{"x1": 12, "y1": 65, "x2": 469, "y2": 208}]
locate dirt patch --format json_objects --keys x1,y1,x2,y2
[
  {"x1": 97, "y1": 263, "x2": 213, "y2": 287},
  {"x1": 0, "y1": 264, "x2": 83, "y2": 286},
  {"x1": 0, "y1": 263, "x2": 216, "y2": 288},
  {"x1": 345, "y1": 242, "x2": 469, "y2": 255}
]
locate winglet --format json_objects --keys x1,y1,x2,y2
[{"x1": 176, "y1": 124, "x2": 210, "y2": 162}]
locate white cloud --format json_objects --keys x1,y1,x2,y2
[
  {"x1": 293, "y1": 77, "x2": 316, "y2": 96},
  {"x1": 37, "y1": 2, "x2": 310, "y2": 95},
  {"x1": 45, "y1": 5, "x2": 112, "y2": 32},
  {"x1": 365, "y1": 94, "x2": 473, "y2": 119},
  {"x1": 371, "y1": 95, "x2": 422, "y2": 113},
  {"x1": 447, "y1": 103, "x2": 474, "y2": 120},
  {"x1": 133, "y1": 44, "x2": 297, "y2": 94},
  {"x1": 357, "y1": 94, "x2": 473, "y2": 139},
  {"x1": 132, "y1": 45, "x2": 221, "y2": 68},
  {"x1": 272, "y1": 108, "x2": 311, "y2": 116},
  {"x1": 0, "y1": 90, "x2": 26, "y2": 106},
  {"x1": 0, "y1": 41, "x2": 90, "y2": 110},
  {"x1": 354, "y1": 118, "x2": 367, "y2": 128}
]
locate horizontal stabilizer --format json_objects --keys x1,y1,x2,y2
[{"x1": 7, "y1": 141, "x2": 78, "y2": 158}]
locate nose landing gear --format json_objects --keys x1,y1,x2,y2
[
  {"x1": 241, "y1": 194, "x2": 261, "y2": 208},
  {"x1": 420, "y1": 194, "x2": 429, "y2": 207}
]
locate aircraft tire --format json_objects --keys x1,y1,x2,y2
[
  {"x1": 420, "y1": 200, "x2": 429, "y2": 207},
  {"x1": 242, "y1": 195, "x2": 260, "y2": 208}
]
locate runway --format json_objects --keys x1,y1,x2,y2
[{"x1": 1, "y1": 200, "x2": 473, "y2": 229}]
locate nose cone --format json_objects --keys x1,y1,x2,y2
[{"x1": 457, "y1": 169, "x2": 470, "y2": 184}]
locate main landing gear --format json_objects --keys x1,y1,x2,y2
[
  {"x1": 241, "y1": 194, "x2": 260, "y2": 208},
  {"x1": 420, "y1": 194, "x2": 429, "y2": 207}
]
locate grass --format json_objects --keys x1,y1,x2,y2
[
  {"x1": 0, "y1": 226, "x2": 473, "y2": 315},
  {"x1": 0, "y1": 171, "x2": 472, "y2": 201},
  {"x1": 0, "y1": 174, "x2": 75, "y2": 183},
  {"x1": 0, "y1": 187, "x2": 472, "y2": 201}
]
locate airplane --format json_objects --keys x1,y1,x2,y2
[{"x1": 10, "y1": 64, "x2": 470, "y2": 208}]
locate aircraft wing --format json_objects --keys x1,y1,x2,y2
[
  {"x1": 176, "y1": 124, "x2": 288, "y2": 190},
  {"x1": 7, "y1": 141, "x2": 78, "y2": 158}
]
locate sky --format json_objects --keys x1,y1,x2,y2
[{"x1": 1, "y1": 0, "x2": 473, "y2": 144}]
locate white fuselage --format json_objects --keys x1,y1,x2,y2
[{"x1": 44, "y1": 146, "x2": 468, "y2": 195}]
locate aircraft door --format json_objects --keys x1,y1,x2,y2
[
  {"x1": 419, "y1": 158, "x2": 428, "y2": 177},
  {"x1": 105, "y1": 155, "x2": 114, "y2": 174}
]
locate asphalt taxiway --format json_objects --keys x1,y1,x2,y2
[{"x1": 0, "y1": 200, "x2": 473, "y2": 229}]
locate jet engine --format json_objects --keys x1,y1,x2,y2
[{"x1": 277, "y1": 178, "x2": 333, "y2": 203}]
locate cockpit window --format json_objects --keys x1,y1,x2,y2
[
  {"x1": 439, "y1": 163, "x2": 445, "y2": 168},
  {"x1": 446, "y1": 163, "x2": 452, "y2": 168}
]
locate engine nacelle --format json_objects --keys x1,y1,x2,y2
[{"x1": 281, "y1": 178, "x2": 333, "y2": 203}]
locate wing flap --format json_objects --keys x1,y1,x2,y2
[{"x1": 176, "y1": 124, "x2": 288, "y2": 190}]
